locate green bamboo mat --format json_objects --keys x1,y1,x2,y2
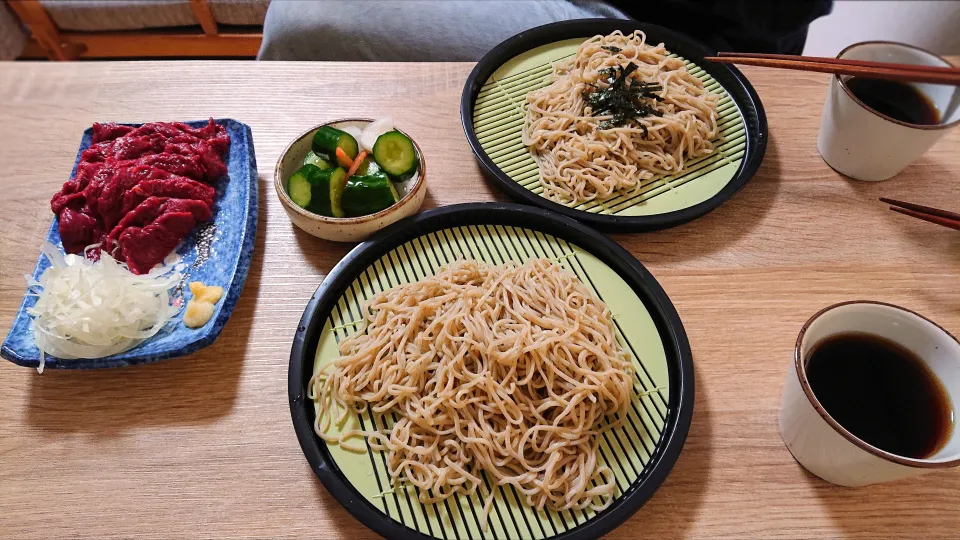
[
  {"x1": 312, "y1": 224, "x2": 671, "y2": 540},
  {"x1": 473, "y1": 38, "x2": 745, "y2": 216}
]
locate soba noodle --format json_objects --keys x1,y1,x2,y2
[
  {"x1": 310, "y1": 258, "x2": 634, "y2": 518},
  {"x1": 523, "y1": 30, "x2": 720, "y2": 205}
]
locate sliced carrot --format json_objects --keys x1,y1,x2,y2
[
  {"x1": 345, "y1": 151, "x2": 369, "y2": 180},
  {"x1": 335, "y1": 147, "x2": 354, "y2": 168}
]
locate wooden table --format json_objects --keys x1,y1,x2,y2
[{"x1": 1, "y1": 61, "x2": 958, "y2": 539}]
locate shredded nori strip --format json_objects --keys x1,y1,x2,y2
[
  {"x1": 583, "y1": 62, "x2": 663, "y2": 134},
  {"x1": 601, "y1": 46, "x2": 622, "y2": 53}
]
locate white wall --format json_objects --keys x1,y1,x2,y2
[{"x1": 804, "y1": 1, "x2": 960, "y2": 57}]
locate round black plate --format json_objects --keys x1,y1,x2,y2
[
  {"x1": 460, "y1": 19, "x2": 768, "y2": 232},
  {"x1": 289, "y1": 203, "x2": 694, "y2": 539}
]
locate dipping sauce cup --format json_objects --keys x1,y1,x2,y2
[
  {"x1": 780, "y1": 301, "x2": 960, "y2": 487},
  {"x1": 817, "y1": 41, "x2": 960, "y2": 181}
]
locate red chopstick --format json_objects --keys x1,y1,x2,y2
[
  {"x1": 705, "y1": 53, "x2": 960, "y2": 86},
  {"x1": 881, "y1": 198, "x2": 960, "y2": 231}
]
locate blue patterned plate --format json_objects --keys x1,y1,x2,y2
[{"x1": 1, "y1": 119, "x2": 258, "y2": 369}]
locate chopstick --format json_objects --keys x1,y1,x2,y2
[
  {"x1": 704, "y1": 53, "x2": 960, "y2": 86},
  {"x1": 881, "y1": 197, "x2": 960, "y2": 231},
  {"x1": 715, "y1": 52, "x2": 960, "y2": 74}
]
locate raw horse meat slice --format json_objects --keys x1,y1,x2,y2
[
  {"x1": 81, "y1": 131, "x2": 169, "y2": 163},
  {"x1": 119, "y1": 177, "x2": 215, "y2": 221},
  {"x1": 135, "y1": 153, "x2": 206, "y2": 181},
  {"x1": 49, "y1": 118, "x2": 229, "y2": 274},
  {"x1": 91, "y1": 122, "x2": 135, "y2": 143},
  {"x1": 50, "y1": 161, "x2": 106, "y2": 215},
  {"x1": 97, "y1": 166, "x2": 213, "y2": 230},
  {"x1": 112, "y1": 197, "x2": 212, "y2": 274},
  {"x1": 58, "y1": 208, "x2": 101, "y2": 255}
]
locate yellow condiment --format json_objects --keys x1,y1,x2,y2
[
  {"x1": 183, "y1": 281, "x2": 224, "y2": 328},
  {"x1": 189, "y1": 281, "x2": 224, "y2": 304}
]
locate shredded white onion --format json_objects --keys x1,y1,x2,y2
[{"x1": 27, "y1": 242, "x2": 182, "y2": 364}]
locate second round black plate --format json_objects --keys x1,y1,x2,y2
[
  {"x1": 289, "y1": 203, "x2": 694, "y2": 539},
  {"x1": 461, "y1": 19, "x2": 768, "y2": 232}
]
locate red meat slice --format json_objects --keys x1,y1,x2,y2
[
  {"x1": 110, "y1": 197, "x2": 212, "y2": 274},
  {"x1": 163, "y1": 140, "x2": 227, "y2": 180},
  {"x1": 116, "y1": 196, "x2": 211, "y2": 232},
  {"x1": 49, "y1": 119, "x2": 229, "y2": 265},
  {"x1": 138, "y1": 176, "x2": 214, "y2": 208},
  {"x1": 108, "y1": 196, "x2": 166, "y2": 238},
  {"x1": 175, "y1": 119, "x2": 219, "y2": 139},
  {"x1": 51, "y1": 161, "x2": 107, "y2": 215},
  {"x1": 79, "y1": 163, "x2": 123, "y2": 216},
  {"x1": 135, "y1": 153, "x2": 206, "y2": 181},
  {"x1": 58, "y1": 207, "x2": 102, "y2": 254},
  {"x1": 172, "y1": 119, "x2": 228, "y2": 150},
  {"x1": 95, "y1": 119, "x2": 231, "y2": 181},
  {"x1": 188, "y1": 119, "x2": 231, "y2": 155},
  {"x1": 51, "y1": 186, "x2": 85, "y2": 216},
  {"x1": 56, "y1": 134, "x2": 216, "y2": 224},
  {"x1": 118, "y1": 215, "x2": 194, "y2": 275},
  {"x1": 81, "y1": 131, "x2": 171, "y2": 163},
  {"x1": 51, "y1": 190, "x2": 84, "y2": 216},
  {"x1": 118, "y1": 177, "x2": 214, "y2": 225},
  {"x1": 74, "y1": 161, "x2": 106, "y2": 193},
  {"x1": 92, "y1": 123, "x2": 136, "y2": 143},
  {"x1": 197, "y1": 140, "x2": 228, "y2": 179},
  {"x1": 125, "y1": 121, "x2": 224, "y2": 148},
  {"x1": 97, "y1": 165, "x2": 192, "y2": 229},
  {"x1": 106, "y1": 196, "x2": 212, "y2": 248}
]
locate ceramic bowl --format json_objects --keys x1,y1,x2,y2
[
  {"x1": 817, "y1": 41, "x2": 960, "y2": 181},
  {"x1": 274, "y1": 119, "x2": 427, "y2": 242},
  {"x1": 779, "y1": 300, "x2": 960, "y2": 486}
]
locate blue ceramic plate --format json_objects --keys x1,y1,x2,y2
[{"x1": 1, "y1": 119, "x2": 258, "y2": 369}]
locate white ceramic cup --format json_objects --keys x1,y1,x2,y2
[
  {"x1": 817, "y1": 41, "x2": 960, "y2": 181},
  {"x1": 779, "y1": 301, "x2": 960, "y2": 487}
]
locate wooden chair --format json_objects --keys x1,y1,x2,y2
[{"x1": 8, "y1": 0, "x2": 262, "y2": 60}]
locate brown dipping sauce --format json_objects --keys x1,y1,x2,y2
[
  {"x1": 806, "y1": 332, "x2": 954, "y2": 459},
  {"x1": 845, "y1": 77, "x2": 941, "y2": 125}
]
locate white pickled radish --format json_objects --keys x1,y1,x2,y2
[
  {"x1": 341, "y1": 125, "x2": 363, "y2": 141},
  {"x1": 359, "y1": 117, "x2": 394, "y2": 152},
  {"x1": 27, "y1": 242, "x2": 181, "y2": 363}
]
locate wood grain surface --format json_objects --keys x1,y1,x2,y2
[{"x1": 1, "y1": 61, "x2": 959, "y2": 539}]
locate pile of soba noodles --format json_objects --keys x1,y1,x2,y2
[
  {"x1": 523, "y1": 30, "x2": 720, "y2": 205},
  {"x1": 310, "y1": 258, "x2": 634, "y2": 521}
]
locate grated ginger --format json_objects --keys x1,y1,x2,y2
[{"x1": 183, "y1": 281, "x2": 223, "y2": 328}]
